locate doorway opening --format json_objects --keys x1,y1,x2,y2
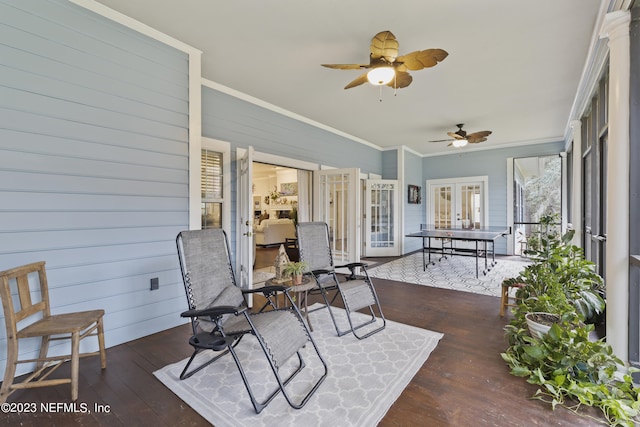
[
  {"x1": 252, "y1": 162, "x2": 311, "y2": 284},
  {"x1": 512, "y1": 155, "x2": 562, "y2": 255}
]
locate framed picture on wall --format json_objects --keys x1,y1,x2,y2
[
  {"x1": 280, "y1": 182, "x2": 298, "y2": 196},
  {"x1": 408, "y1": 185, "x2": 421, "y2": 204}
]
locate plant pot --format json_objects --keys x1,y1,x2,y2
[
  {"x1": 291, "y1": 274, "x2": 303, "y2": 286},
  {"x1": 525, "y1": 312, "x2": 561, "y2": 339}
]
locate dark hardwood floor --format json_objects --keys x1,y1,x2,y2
[{"x1": 3, "y1": 248, "x2": 604, "y2": 426}]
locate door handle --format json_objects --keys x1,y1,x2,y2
[
  {"x1": 592, "y1": 235, "x2": 606, "y2": 242},
  {"x1": 243, "y1": 231, "x2": 253, "y2": 237}
]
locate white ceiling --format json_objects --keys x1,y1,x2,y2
[{"x1": 95, "y1": 0, "x2": 603, "y2": 156}]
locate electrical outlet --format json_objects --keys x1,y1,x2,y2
[{"x1": 150, "y1": 277, "x2": 159, "y2": 290}]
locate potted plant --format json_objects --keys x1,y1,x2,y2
[
  {"x1": 524, "y1": 312, "x2": 561, "y2": 339},
  {"x1": 282, "y1": 261, "x2": 308, "y2": 285},
  {"x1": 507, "y1": 213, "x2": 605, "y2": 330},
  {"x1": 500, "y1": 215, "x2": 639, "y2": 425}
]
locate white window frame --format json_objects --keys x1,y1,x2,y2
[{"x1": 197, "y1": 137, "x2": 231, "y2": 233}]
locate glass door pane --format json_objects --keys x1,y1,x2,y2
[
  {"x1": 365, "y1": 180, "x2": 399, "y2": 256},
  {"x1": 314, "y1": 168, "x2": 360, "y2": 265},
  {"x1": 432, "y1": 185, "x2": 452, "y2": 228},
  {"x1": 459, "y1": 183, "x2": 481, "y2": 229}
]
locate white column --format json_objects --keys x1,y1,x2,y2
[
  {"x1": 560, "y1": 152, "x2": 568, "y2": 233},
  {"x1": 599, "y1": 10, "x2": 631, "y2": 362},
  {"x1": 569, "y1": 120, "x2": 583, "y2": 247}
]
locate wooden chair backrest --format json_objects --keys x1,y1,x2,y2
[{"x1": 0, "y1": 261, "x2": 50, "y2": 335}]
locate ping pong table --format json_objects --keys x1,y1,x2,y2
[{"x1": 406, "y1": 226, "x2": 510, "y2": 277}]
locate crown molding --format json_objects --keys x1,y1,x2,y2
[
  {"x1": 201, "y1": 78, "x2": 382, "y2": 151},
  {"x1": 562, "y1": 0, "x2": 631, "y2": 145},
  {"x1": 69, "y1": 0, "x2": 201, "y2": 55}
]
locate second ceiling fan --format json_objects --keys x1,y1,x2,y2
[{"x1": 429, "y1": 124, "x2": 492, "y2": 147}]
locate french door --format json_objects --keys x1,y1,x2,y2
[
  {"x1": 365, "y1": 179, "x2": 400, "y2": 257},
  {"x1": 237, "y1": 147, "x2": 254, "y2": 293},
  {"x1": 313, "y1": 168, "x2": 360, "y2": 265},
  {"x1": 427, "y1": 177, "x2": 487, "y2": 229}
]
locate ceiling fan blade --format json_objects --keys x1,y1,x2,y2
[
  {"x1": 370, "y1": 31, "x2": 399, "y2": 63},
  {"x1": 428, "y1": 139, "x2": 454, "y2": 143},
  {"x1": 467, "y1": 130, "x2": 492, "y2": 139},
  {"x1": 468, "y1": 137, "x2": 488, "y2": 144},
  {"x1": 396, "y1": 49, "x2": 448, "y2": 70},
  {"x1": 447, "y1": 132, "x2": 465, "y2": 140},
  {"x1": 466, "y1": 131, "x2": 492, "y2": 143},
  {"x1": 344, "y1": 72, "x2": 369, "y2": 89},
  {"x1": 386, "y1": 70, "x2": 412, "y2": 88},
  {"x1": 321, "y1": 63, "x2": 369, "y2": 70}
]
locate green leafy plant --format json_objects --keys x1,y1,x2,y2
[
  {"x1": 282, "y1": 261, "x2": 308, "y2": 278},
  {"x1": 501, "y1": 216, "x2": 638, "y2": 425},
  {"x1": 502, "y1": 323, "x2": 640, "y2": 426},
  {"x1": 510, "y1": 215, "x2": 605, "y2": 325}
]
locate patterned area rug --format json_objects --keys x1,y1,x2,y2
[
  {"x1": 367, "y1": 252, "x2": 530, "y2": 297},
  {"x1": 154, "y1": 305, "x2": 443, "y2": 427}
]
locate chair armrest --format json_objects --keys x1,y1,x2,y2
[
  {"x1": 311, "y1": 269, "x2": 332, "y2": 276},
  {"x1": 335, "y1": 262, "x2": 368, "y2": 269},
  {"x1": 243, "y1": 285, "x2": 288, "y2": 294},
  {"x1": 180, "y1": 305, "x2": 245, "y2": 318},
  {"x1": 335, "y1": 262, "x2": 368, "y2": 280}
]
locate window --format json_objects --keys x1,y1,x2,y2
[{"x1": 201, "y1": 149, "x2": 223, "y2": 229}]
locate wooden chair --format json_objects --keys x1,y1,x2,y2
[
  {"x1": 500, "y1": 278, "x2": 525, "y2": 317},
  {"x1": 0, "y1": 261, "x2": 106, "y2": 403}
]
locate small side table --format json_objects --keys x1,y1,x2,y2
[{"x1": 265, "y1": 276, "x2": 316, "y2": 331}]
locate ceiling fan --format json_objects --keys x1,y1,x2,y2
[
  {"x1": 321, "y1": 30, "x2": 448, "y2": 90},
  {"x1": 429, "y1": 124, "x2": 492, "y2": 147}
]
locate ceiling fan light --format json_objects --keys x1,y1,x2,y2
[
  {"x1": 367, "y1": 67, "x2": 395, "y2": 85},
  {"x1": 452, "y1": 139, "x2": 468, "y2": 148}
]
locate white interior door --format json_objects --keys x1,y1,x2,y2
[
  {"x1": 313, "y1": 168, "x2": 360, "y2": 265},
  {"x1": 365, "y1": 179, "x2": 400, "y2": 256},
  {"x1": 237, "y1": 147, "x2": 254, "y2": 294}
]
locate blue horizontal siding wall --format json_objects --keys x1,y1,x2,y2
[
  {"x1": 202, "y1": 87, "x2": 382, "y2": 174},
  {"x1": 0, "y1": 0, "x2": 190, "y2": 376},
  {"x1": 202, "y1": 85, "x2": 384, "y2": 253}
]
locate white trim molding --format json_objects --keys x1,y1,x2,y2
[
  {"x1": 69, "y1": 0, "x2": 202, "y2": 55},
  {"x1": 201, "y1": 138, "x2": 232, "y2": 234}
]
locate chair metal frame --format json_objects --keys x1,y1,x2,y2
[
  {"x1": 176, "y1": 229, "x2": 327, "y2": 414},
  {"x1": 0, "y1": 261, "x2": 106, "y2": 403},
  {"x1": 296, "y1": 222, "x2": 386, "y2": 340}
]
